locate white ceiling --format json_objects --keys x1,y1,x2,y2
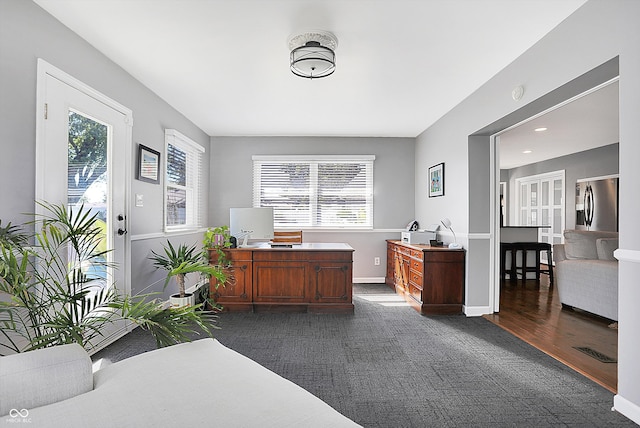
[
  {"x1": 499, "y1": 80, "x2": 619, "y2": 169},
  {"x1": 33, "y1": 0, "x2": 588, "y2": 139}
]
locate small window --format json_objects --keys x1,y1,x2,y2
[
  {"x1": 164, "y1": 129, "x2": 205, "y2": 231},
  {"x1": 253, "y1": 155, "x2": 374, "y2": 229}
]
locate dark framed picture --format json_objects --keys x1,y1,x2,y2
[
  {"x1": 137, "y1": 144, "x2": 160, "y2": 184},
  {"x1": 428, "y1": 162, "x2": 444, "y2": 197}
]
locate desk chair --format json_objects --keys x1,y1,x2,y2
[{"x1": 273, "y1": 230, "x2": 303, "y2": 244}]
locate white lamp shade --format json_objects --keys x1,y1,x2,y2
[
  {"x1": 290, "y1": 42, "x2": 336, "y2": 78},
  {"x1": 441, "y1": 218, "x2": 452, "y2": 229}
]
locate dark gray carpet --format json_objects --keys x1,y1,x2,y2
[{"x1": 93, "y1": 284, "x2": 634, "y2": 427}]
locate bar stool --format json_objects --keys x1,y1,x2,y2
[
  {"x1": 513, "y1": 242, "x2": 554, "y2": 285},
  {"x1": 500, "y1": 242, "x2": 518, "y2": 281}
]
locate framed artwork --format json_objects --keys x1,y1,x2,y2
[
  {"x1": 137, "y1": 144, "x2": 160, "y2": 184},
  {"x1": 428, "y1": 163, "x2": 444, "y2": 197}
]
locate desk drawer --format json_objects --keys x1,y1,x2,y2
[
  {"x1": 408, "y1": 270, "x2": 423, "y2": 289},
  {"x1": 410, "y1": 258, "x2": 423, "y2": 272}
]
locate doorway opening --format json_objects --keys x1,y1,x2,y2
[{"x1": 481, "y1": 64, "x2": 620, "y2": 392}]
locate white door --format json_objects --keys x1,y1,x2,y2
[
  {"x1": 516, "y1": 171, "x2": 565, "y2": 264},
  {"x1": 36, "y1": 60, "x2": 132, "y2": 351}
]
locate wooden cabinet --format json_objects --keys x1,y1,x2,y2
[
  {"x1": 211, "y1": 249, "x2": 253, "y2": 311},
  {"x1": 210, "y1": 244, "x2": 354, "y2": 313},
  {"x1": 385, "y1": 240, "x2": 465, "y2": 315},
  {"x1": 307, "y1": 251, "x2": 353, "y2": 312}
]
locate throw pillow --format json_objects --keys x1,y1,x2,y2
[{"x1": 596, "y1": 238, "x2": 618, "y2": 261}]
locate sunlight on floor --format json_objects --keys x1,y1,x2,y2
[{"x1": 356, "y1": 294, "x2": 410, "y2": 307}]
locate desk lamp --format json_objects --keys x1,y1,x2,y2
[{"x1": 441, "y1": 218, "x2": 462, "y2": 249}]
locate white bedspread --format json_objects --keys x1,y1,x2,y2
[{"x1": 2, "y1": 339, "x2": 360, "y2": 427}]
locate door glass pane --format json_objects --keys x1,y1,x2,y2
[
  {"x1": 542, "y1": 208, "x2": 549, "y2": 226},
  {"x1": 542, "y1": 181, "x2": 549, "y2": 207},
  {"x1": 67, "y1": 110, "x2": 108, "y2": 283},
  {"x1": 531, "y1": 210, "x2": 537, "y2": 225},
  {"x1": 554, "y1": 179, "x2": 563, "y2": 205},
  {"x1": 553, "y1": 208, "x2": 562, "y2": 234},
  {"x1": 530, "y1": 183, "x2": 537, "y2": 206}
]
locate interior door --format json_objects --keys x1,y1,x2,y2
[
  {"x1": 36, "y1": 61, "x2": 132, "y2": 351},
  {"x1": 516, "y1": 172, "x2": 565, "y2": 265}
]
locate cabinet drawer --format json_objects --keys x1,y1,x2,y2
[
  {"x1": 408, "y1": 270, "x2": 423, "y2": 288},
  {"x1": 410, "y1": 258, "x2": 423, "y2": 271},
  {"x1": 409, "y1": 249, "x2": 423, "y2": 259},
  {"x1": 396, "y1": 246, "x2": 411, "y2": 257},
  {"x1": 408, "y1": 283, "x2": 423, "y2": 302},
  {"x1": 223, "y1": 250, "x2": 253, "y2": 261}
]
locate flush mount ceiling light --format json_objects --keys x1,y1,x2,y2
[{"x1": 288, "y1": 31, "x2": 338, "y2": 79}]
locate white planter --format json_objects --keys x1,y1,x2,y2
[{"x1": 169, "y1": 293, "x2": 195, "y2": 308}]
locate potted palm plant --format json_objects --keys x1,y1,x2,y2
[
  {"x1": 150, "y1": 240, "x2": 226, "y2": 308},
  {"x1": 0, "y1": 202, "x2": 218, "y2": 354}
]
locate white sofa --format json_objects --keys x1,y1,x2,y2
[
  {"x1": 553, "y1": 229, "x2": 619, "y2": 321},
  {"x1": 0, "y1": 339, "x2": 360, "y2": 427}
]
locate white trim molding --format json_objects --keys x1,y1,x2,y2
[
  {"x1": 614, "y1": 394, "x2": 640, "y2": 425},
  {"x1": 464, "y1": 305, "x2": 492, "y2": 317},
  {"x1": 467, "y1": 233, "x2": 491, "y2": 240},
  {"x1": 614, "y1": 249, "x2": 640, "y2": 264}
]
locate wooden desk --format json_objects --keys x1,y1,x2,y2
[{"x1": 210, "y1": 243, "x2": 354, "y2": 313}]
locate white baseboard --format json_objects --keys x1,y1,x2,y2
[
  {"x1": 353, "y1": 277, "x2": 386, "y2": 284},
  {"x1": 614, "y1": 394, "x2": 640, "y2": 425},
  {"x1": 464, "y1": 305, "x2": 492, "y2": 317},
  {"x1": 185, "y1": 279, "x2": 208, "y2": 296}
]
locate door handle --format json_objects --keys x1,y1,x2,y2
[{"x1": 117, "y1": 214, "x2": 127, "y2": 236}]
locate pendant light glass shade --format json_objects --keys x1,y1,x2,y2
[
  {"x1": 290, "y1": 41, "x2": 335, "y2": 78},
  {"x1": 288, "y1": 31, "x2": 338, "y2": 79}
]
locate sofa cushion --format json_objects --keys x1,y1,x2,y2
[
  {"x1": 563, "y1": 229, "x2": 619, "y2": 260},
  {"x1": 596, "y1": 238, "x2": 618, "y2": 261},
  {"x1": 0, "y1": 343, "x2": 93, "y2": 417}
]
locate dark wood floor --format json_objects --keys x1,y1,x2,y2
[{"x1": 484, "y1": 271, "x2": 618, "y2": 393}]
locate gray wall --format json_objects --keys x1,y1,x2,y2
[
  {"x1": 209, "y1": 136, "x2": 415, "y2": 280},
  {"x1": 0, "y1": 0, "x2": 210, "y2": 300},
  {"x1": 415, "y1": 0, "x2": 640, "y2": 421},
  {"x1": 502, "y1": 143, "x2": 619, "y2": 230}
]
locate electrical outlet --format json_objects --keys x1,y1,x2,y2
[{"x1": 374, "y1": 257, "x2": 380, "y2": 266}]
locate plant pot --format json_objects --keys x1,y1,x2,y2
[{"x1": 169, "y1": 293, "x2": 195, "y2": 308}]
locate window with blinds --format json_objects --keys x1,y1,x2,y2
[
  {"x1": 164, "y1": 129, "x2": 205, "y2": 231},
  {"x1": 253, "y1": 155, "x2": 374, "y2": 229}
]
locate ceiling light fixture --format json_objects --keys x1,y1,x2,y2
[
  {"x1": 523, "y1": 150, "x2": 533, "y2": 154},
  {"x1": 288, "y1": 31, "x2": 338, "y2": 79},
  {"x1": 534, "y1": 127, "x2": 548, "y2": 132}
]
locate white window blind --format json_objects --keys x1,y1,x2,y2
[
  {"x1": 164, "y1": 129, "x2": 205, "y2": 231},
  {"x1": 253, "y1": 155, "x2": 374, "y2": 229}
]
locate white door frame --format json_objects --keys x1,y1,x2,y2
[{"x1": 35, "y1": 59, "x2": 133, "y2": 351}]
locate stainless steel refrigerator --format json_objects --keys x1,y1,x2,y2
[{"x1": 575, "y1": 176, "x2": 618, "y2": 232}]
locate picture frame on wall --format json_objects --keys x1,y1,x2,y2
[
  {"x1": 137, "y1": 144, "x2": 160, "y2": 184},
  {"x1": 428, "y1": 162, "x2": 444, "y2": 197}
]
